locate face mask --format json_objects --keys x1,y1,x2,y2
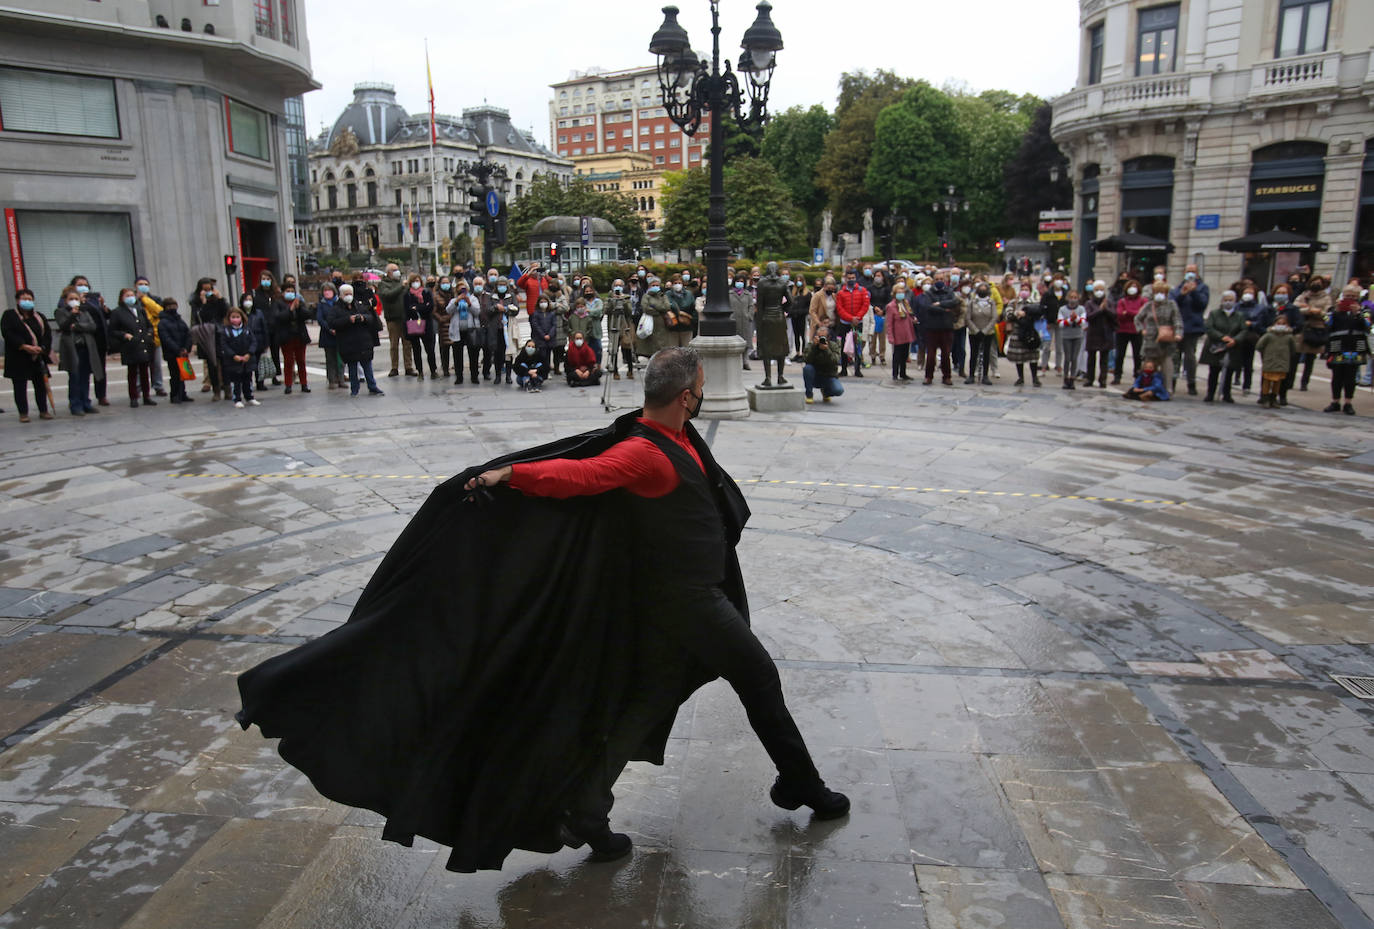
[
  {"x1": 950, "y1": 275, "x2": 960, "y2": 285},
  {"x1": 961, "y1": 286, "x2": 971, "y2": 295},
  {"x1": 525, "y1": 346, "x2": 536, "y2": 356},
  {"x1": 1093, "y1": 290, "x2": 1105, "y2": 298},
  {"x1": 687, "y1": 388, "x2": 704, "y2": 419},
  {"x1": 67, "y1": 299, "x2": 81, "y2": 309},
  {"x1": 497, "y1": 286, "x2": 507, "y2": 294},
  {"x1": 137, "y1": 284, "x2": 150, "y2": 294},
  {"x1": 76, "y1": 285, "x2": 90, "y2": 295},
  {"x1": 672, "y1": 283, "x2": 683, "y2": 293},
  {"x1": 1067, "y1": 300, "x2": 1079, "y2": 308},
  {"x1": 824, "y1": 287, "x2": 834, "y2": 294},
  {"x1": 681, "y1": 274, "x2": 690, "y2": 282},
  {"x1": 583, "y1": 291, "x2": 593, "y2": 298},
  {"x1": 242, "y1": 299, "x2": 253, "y2": 309},
  {"x1": 342, "y1": 294, "x2": 355, "y2": 303},
  {"x1": 1127, "y1": 287, "x2": 1139, "y2": 297},
  {"x1": 1275, "y1": 294, "x2": 1289, "y2": 305},
  {"x1": 863, "y1": 269, "x2": 873, "y2": 277},
  {"x1": 1221, "y1": 302, "x2": 1235, "y2": 311},
  {"x1": 390, "y1": 270, "x2": 402, "y2": 280},
  {"x1": 1153, "y1": 293, "x2": 1166, "y2": 303},
  {"x1": 122, "y1": 295, "x2": 137, "y2": 307},
  {"x1": 734, "y1": 282, "x2": 744, "y2": 291},
  {"x1": 1154, "y1": 273, "x2": 1164, "y2": 282},
  {"x1": 1042, "y1": 276, "x2": 1052, "y2": 284},
  {"x1": 1309, "y1": 283, "x2": 1321, "y2": 292},
  {"x1": 284, "y1": 291, "x2": 297, "y2": 301},
  {"x1": 538, "y1": 302, "x2": 549, "y2": 310},
  {"x1": 1185, "y1": 272, "x2": 1197, "y2": 282},
  {"x1": 896, "y1": 292, "x2": 907, "y2": 301},
  {"x1": 1019, "y1": 290, "x2": 1030, "y2": 299},
  {"x1": 474, "y1": 285, "x2": 484, "y2": 294},
  {"x1": 649, "y1": 286, "x2": 660, "y2": 294},
  {"x1": 574, "y1": 338, "x2": 584, "y2": 347},
  {"x1": 332, "y1": 277, "x2": 344, "y2": 287},
  {"x1": 637, "y1": 270, "x2": 646, "y2": 278},
  {"x1": 613, "y1": 287, "x2": 623, "y2": 294},
  {"x1": 202, "y1": 290, "x2": 214, "y2": 299},
  {"x1": 1241, "y1": 294, "x2": 1255, "y2": 303},
  {"x1": 976, "y1": 289, "x2": 988, "y2": 298},
  {"x1": 18, "y1": 299, "x2": 34, "y2": 311}
]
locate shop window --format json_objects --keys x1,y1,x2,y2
[
  {"x1": 0, "y1": 67, "x2": 119, "y2": 138},
  {"x1": 226, "y1": 98, "x2": 270, "y2": 161}
]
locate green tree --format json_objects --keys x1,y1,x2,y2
[
  {"x1": 951, "y1": 92, "x2": 1032, "y2": 249},
  {"x1": 760, "y1": 104, "x2": 833, "y2": 240},
  {"x1": 1003, "y1": 103, "x2": 1072, "y2": 235},
  {"x1": 660, "y1": 158, "x2": 804, "y2": 258},
  {"x1": 717, "y1": 111, "x2": 760, "y2": 161},
  {"x1": 815, "y1": 69, "x2": 913, "y2": 232},
  {"x1": 864, "y1": 82, "x2": 961, "y2": 248},
  {"x1": 507, "y1": 173, "x2": 646, "y2": 253}
]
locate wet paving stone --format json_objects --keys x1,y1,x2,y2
[{"x1": 915, "y1": 865, "x2": 1064, "y2": 929}]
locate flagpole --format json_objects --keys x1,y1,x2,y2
[{"x1": 426, "y1": 39, "x2": 441, "y2": 277}]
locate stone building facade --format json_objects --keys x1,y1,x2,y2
[
  {"x1": 1, "y1": 0, "x2": 317, "y2": 308},
  {"x1": 307, "y1": 83, "x2": 572, "y2": 266},
  {"x1": 1052, "y1": 0, "x2": 1374, "y2": 288}
]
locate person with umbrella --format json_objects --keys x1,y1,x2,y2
[{"x1": 2, "y1": 288, "x2": 54, "y2": 421}]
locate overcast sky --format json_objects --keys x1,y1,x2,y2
[{"x1": 300, "y1": 0, "x2": 1082, "y2": 146}]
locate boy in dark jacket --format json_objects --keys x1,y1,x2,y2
[
  {"x1": 157, "y1": 299, "x2": 195, "y2": 404},
  {"x1": 219, "y1": 307, "x2": 260, "y2": 407}
]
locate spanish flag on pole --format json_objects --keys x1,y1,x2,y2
[{"x1": 426, "y1": 44, "x2": 437, "y2": 146}]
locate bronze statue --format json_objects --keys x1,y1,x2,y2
[{"x1": 755, "y1": 261, "x2": 790, "y2": 387}]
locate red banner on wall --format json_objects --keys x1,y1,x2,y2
[{"x1": 4, "y1": 209, "x2": 24, "y2": 291}]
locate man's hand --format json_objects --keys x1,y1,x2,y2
[{"x1": 465, "y1": 466, "x2": 512, "y2": 491}]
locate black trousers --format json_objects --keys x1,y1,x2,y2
[
  {"x1": 571, "y1": 586, "x2": 820, "y2": 822},
  {"x1": 1113, "y1": 333, "x2": 1142, "y2": 380},
  {"x1": 891, "y1": 342, "x2": 910, "y2": 379},
  {"x1": 967, "y1": 332, "x2": 994, "y2": 380},
  {"x1": 10, "y1": 375, "x2": 47, "y2": 416},
  {"x1": 1332, "y1": 365, "x2": 1357, "y2": 400},
  {"x1": 1084, "y1": 349, "x2": 1110, "y2": 385},
  {"x1": 1206, "y1": 365, "x2": 1232, "y2": 400}
]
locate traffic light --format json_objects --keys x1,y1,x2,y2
[
  {"x1": 224, "y1": 254, "x2": 237, "y2": 276},
  {"x1": 467, "y1": 185, "x2": 487, "y2": 225},
  {"x1": 490, "y1": 207, "x2": 507, "y2": 247},
  {"x1": 995, "y1": 239, "x2": 1005, "y2": 251},
  {"x1": 548, "y1": 241, "x2": 559, "y2": 263}
]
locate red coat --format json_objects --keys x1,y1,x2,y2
[
  {"x1": 835, "y1": 284, "x2": 869, "y2": 324},
  {"x1": 565, "y1": 340, "x2": 597, "y2": 370},
  {"x1": 515, "y1": 271, "x2": 547, "y2": 311}
]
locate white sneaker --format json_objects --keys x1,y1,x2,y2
[
  {"x1": 248, "y1": 398, "x2": 261, "y2": 406},
  {"x1": 234, "y1": 400, "x2": 245, "y2": 409}
]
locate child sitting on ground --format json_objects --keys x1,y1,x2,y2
[{"x1": 1122, "y1": 359, "x2": 1169, "y2": 401}]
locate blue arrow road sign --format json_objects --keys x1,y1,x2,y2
[{"x1": 486, "y1": 190, "x2": 500, "y2": 218}]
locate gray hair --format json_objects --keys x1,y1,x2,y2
[{"x1": 643, "y1": 347, "x2": 701, "y2": 406}]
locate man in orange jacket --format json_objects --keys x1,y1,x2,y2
[{"x1": 833, "y1": 268, "x2": 869, "y2": 377}]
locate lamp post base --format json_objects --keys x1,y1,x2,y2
[{"x1": 690, "y1": 333, "x2": 750, "y2": 420}]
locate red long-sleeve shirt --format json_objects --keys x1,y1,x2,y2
[{"x1": 509, "y1": 418, "x2": 703, "y2": 499}]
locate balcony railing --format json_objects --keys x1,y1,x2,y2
[
  {"x1": 1250, "y1": 51, "x2": 1339, "y2": 97},
  {"x1": 1053, "y1": 72, "x2": 1200, "y2": 131},
  {"x1": 1102, "y1": 73, "x2": 1192, "y2": 107}
]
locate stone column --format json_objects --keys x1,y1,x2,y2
[
  {"x1": 691, "y1": 333, "x2": 750, "y2": 419},
  {"x1": 1318, "y1": 148, "x2": 1365, "y2": 279}
]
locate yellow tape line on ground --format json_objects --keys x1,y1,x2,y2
[{"x1": 166, "y1": 473, "x2": 1186, "y2": 507}]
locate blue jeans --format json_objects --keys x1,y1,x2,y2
[
  {"x1": 802, "y1": 364, "x2": 844, "y2": 399},
  {"x1": 347, "y1": 359, "x2": 379, "y2": 394}
]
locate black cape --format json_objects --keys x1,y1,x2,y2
[{"x1": 236, "y1": 410, "x2": 750, "y2": 872}]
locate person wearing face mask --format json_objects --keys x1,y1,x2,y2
[
  {"x1": 218, "y1": 307, "x2": 260, "y2": 407},
  {"x1": 1037, "y1": 277, "x2": 1063, "y2": 373},
  {"x1": 64, "y1": 275, "x2": 111, "y2": 407},
  {"x1": 154, "y1": 298, "x2": 194, "y2": 405},
  {"x1": 963, "y1": 282, "x2": 998, "y2": 386},
  {"x1": 632, "y1": 265, "x2": 650, "y2": 315},
  {"x1": 1254, "y1": 311, "x2": 1297, "y2": 409},
  {"x1": 403, "y1": 274, "x2": 437, "y2": 379},
  {"x1": 55, "y1": 286, "x2": 103, "y2": 414},
  {"x1": 885, "y1": 284, "x2": 917, "y2": 382},
  {"x1": 1111, "y1": 278, "x2": 1145, "y2": 385},
  {"x1": 665, "y1": 275, "x2": 696, "y2": 349},
  {"x1": 271, "y1": 278, "x2": 311, "y2": 394},
  {"x1": 237, "y1": 292, "x2": 272, "y2": 393},
  {"x1": 636, "y1": 275, "x2": 672, "y2": 360},
  {"x1": 604, "y1": 279, "x2": 636, "y2": 380},
  {"x1": 528, "y1": 295, "x2": 555, "y2": 373},
  {"x1": 252, "y1": 271, "x2": 284, "y2": 387},
  {"x1": 729, "y1": 275, "x2": 755, "y2": 371},
  {"x1": 565, "y1": 330, "x2": 601, "y2": 387},
  {"x1": 3, "y1": 288, "x2": 53, "y2": 421},
  {"x1": 1356, "y1": 282, "x2": 1374, "y2": 387},
  {"x1": 808, "y1": 276, "x2": 838, "y2": 347},
  {"x1": 329, "y1": 284, "x2": 385, "y2": 397},
  {"x1": 1136, "y1": 282, "x2": 1181, "y2": 392},
  {"x1": 187, "y1": 278, "x2": 226, "y2": 400},
  {"x1": 490, "y1": 277, "x2": 520, "y2": 384},
  {"x1": 833, "y1": 270, "x2": 869, "y2": 377},
  {"x1": 1169, "y1": 265, "x2": 1210, "y2": 396},
  {"x1": 314, "y1": 283, "x2": 345, "y2": 389},
  {"x1": 377, "y1": 263, "x2": 417, "y2": 378},
  {"x1": 513, "y1": 339, "x2": 547, "y2": 392},
  {"x1": 107, "y1": 287, "x2": 158, "y2": 408},
  {"x1": 133, "y1": 276, "x2": 167, "y2": 397},
  {"x1": 1202, "y1": 290, "x2": 1245, "y2": 403},
  {"x1": 432, "y1": 276, "x2": 455, "y2": 380},
  {"x1": 1293, "y1": 275, "x2": 1331, "y2": 391},
  {"x1": 1323, "y1": 285, "x2": 1371, "y2": 414},
  {"x1": 1002, "y1": 285, "x2": 1045, "y2": 387},
  {"x1": 787, "y1": 277, "x2": 813, "y2": 361},
  {"x1": 1082, "y1": 281, "x2": 1116, "y2": 388},
  {"x1": 470, "y1": 276, "x2": 499, "y2": 382}
]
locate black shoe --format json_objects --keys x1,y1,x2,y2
[
  {"x1": 1324, "y1": 402, "x2": 1341, "y2": 412},
  {"x1": 130, "y1": 399, "x2": 139, "y2": 408},
  {"x1": 141, "y1": 397, "x2": 156, "y2": 406},
  {"x1": 854, "y1": 369, "x2": 863, "y2": 378},
  {"x1": 1222, "y1": 396, "x2": 1235, "y2": 404},
  {"x1": 389, "y1": 370, "x2": 400, "y2": 377},
  {"x1": 1344, "y1": 403, "x2": 1356, "y2": 416},
  {"x1": 1187, "y1": 383, "x2": 1198, "y2": 396},
  {"x1": 1013, "y1": 378, "x2": 1024, "y2": 387},
  {"x1": 1299, "y1": 384, "x2": 1308, "y2": 391},
  {"x1": 455, "y1": 376, "x2": 463, "y2": 385},
  {"x1": 182, "y1": 395, "x2": 195, "y2": 403},
  {"x1": 964, "y1": 377, "x2": 975, "y2": 385},
  {"x1": 770, "y1": 777, "x2": 850, "y2": 821},
  {"x1": 1204, "y1": 395, "x2": 1215, "y2": 403},
  {"x1": 981, "y1": 378, "x2": 992, "y2": 386},
  {"x1": 505, "y1": 371, "x2": 512, "y2": 384},
  {"x1": 471, "y1": 375, "x2": 479, "y2": 385},
  {"x1": 284, "y1": 385, "x2": 292, "y2": 394},
  {"x1": 368, "y1": 388, "x2": 385, "y2": 396},
  {"x1": 300, "y1": 385, "x2": 311, "y2": 393},
  {"x1": 559, "y1": 816, "x2": 632, "y2": 863},
  {"x1": 1031, "y1": 376, "x2": 1041, "y2": 388},
  {"x1": 271, "y1": 377, "x2": 281, "y2": 386}
]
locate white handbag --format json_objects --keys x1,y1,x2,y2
[{"x1": 636, "y1": 314, "x2": 654, "y2": 340}]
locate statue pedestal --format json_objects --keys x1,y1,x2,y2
[
  {"x1": 747, "y1": 384, "x2": 805, "y2": 413},
  {"x1": 690, "y1": 334, "x2": 750, "y2": 420}
]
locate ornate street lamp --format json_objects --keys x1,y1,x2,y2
[
  {"x1": 650, "y1": 1, "x2": 782, "y2": 416},
  {"x1": 931, "y1": 185, "x2": 969, "y2": 264}
]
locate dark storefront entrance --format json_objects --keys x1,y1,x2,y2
[
  {"x1": 1078, "y1": 164, "x2": 1100, "y2": 290},
  {"x1": 236, "y1": 218, "x2": 281, "y2": 296},
  {"x1": 1355, "y1": 139, "x2": 1374, "y2": 281},
  {"x1": 1243, "y1": 141, "x2": 1326, "y2": 289},
  {"x1": 1120, "y1": 156, "x2": 1174, "y2": 278}
]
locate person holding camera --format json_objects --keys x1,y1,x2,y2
[{"x1": 802, "y1": 326, "x2": 844, "y2": 404}]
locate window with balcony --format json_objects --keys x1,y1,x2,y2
[
  {"x1": 1136, "y1": 4, "x2": 1179, "y2": 76},
  {"x1": 1087, "y1": 23, "x2": 1104, "y2": 85},
  {"x1": 1276, "y1": 0, "x2": 1329, "y2": 58}
]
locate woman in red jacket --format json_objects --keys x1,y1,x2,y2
[
  {"x1": 1111, "y1": 276, "x2": 1146, "y2": 385},
  {"x1": 565, "y1": 330, "x2": 601, "y2": 387}
]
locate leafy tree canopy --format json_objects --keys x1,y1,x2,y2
[{"x1": 507, "y1": 173, "x2": 646, "y2": 253}]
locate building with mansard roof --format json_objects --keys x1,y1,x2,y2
[{"x1": 307, "y1": 83, "x2": 572, "y2": 263}]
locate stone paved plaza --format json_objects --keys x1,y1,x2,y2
[{"x1": 1, "y1": 342, "x2": 1372, "y2": 929}]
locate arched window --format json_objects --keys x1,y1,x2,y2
[
  {"x1": 448, "y1": 220, "x2": 457, "y2": 239},
  {"x1": 648, "y1": 196, "x2": 655, "y2": 211},
  {"x1": 344, "y1": 168, "x2": 355, "y2": 179},
  {"x1": 364, "y1": 166, "x2": 375, "y2": 177},
  {"x1": 516, "y1": 169, "x2": 524, "y2": 180},
  {"x1": 324, "y1": 170, "x2": 335, "y2": 181},
  {"x1": 640, "y1": 196, "x2": 647, "y2": 211}
]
